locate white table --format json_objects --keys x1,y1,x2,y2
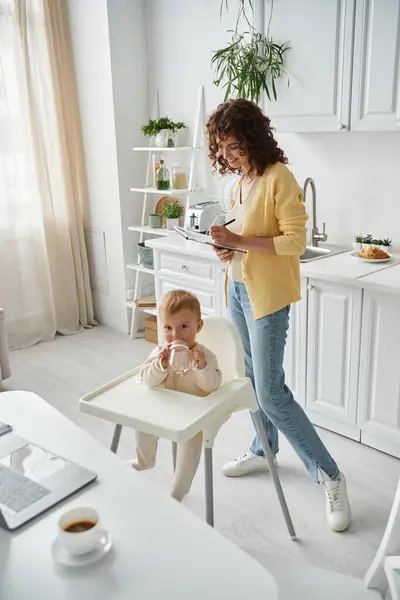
[{"x1": 0, "y1": 391, "x2": 278, "y2": 600}]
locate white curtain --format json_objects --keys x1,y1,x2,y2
[{"x1": 0, "y1": 0, "x2": 96, "y2": 350}]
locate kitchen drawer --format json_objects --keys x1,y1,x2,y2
[
  {"x1": 156, "y1": 276, "x2": 221, "y2": 316},
  {"x1": 158, "y1": 251, "x2": 219, "y2": 286}
]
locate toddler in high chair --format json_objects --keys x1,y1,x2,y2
[{"x1": 132, "y1": 290, "x2": 222, "y2": 502}]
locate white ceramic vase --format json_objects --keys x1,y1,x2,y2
[
  {"x1": 155, "y1": 130, "x2": 168, "y2": 147},
  {"x1": 167, "y1": 218, "x2": 179, "y2": 230}
]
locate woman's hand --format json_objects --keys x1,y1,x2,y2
[
  {"x1": 212, "y1": 247, "x2": 234, "y2": 262},
  {"x1": 210, "y1": 225, "x2": 240, "y2": 249}
]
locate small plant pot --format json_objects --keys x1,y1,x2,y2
[
  {"x1": 353, "y1": 242, "x2": 363, "y2": 252},
  {"x1": 381, "y1": 245, "x2": 392, "y2": 254},
  {"x1": 155, "y1": 130, "x2": 168, "y2": 147},
  {"x1": 148, "y1": 213, "x2": 162, "y2": 229},
  {"x1": 167, "y1": 218, "x2": 180, "y2": 230}
]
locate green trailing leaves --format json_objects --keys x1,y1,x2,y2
[{"x1": 211, "y1": 31, "x2": 290, "y2": 104}]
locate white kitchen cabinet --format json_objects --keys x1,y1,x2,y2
[
  {"x1": 264, "y1": 0, "x2": 355, "y2": 132},
  {"x1": 358, "y1": 291, "x2": 400, "y2": 458},
  {"x1": 284, "y1": 278, "x2": 308, "y2": 408},
  {"x1": 305, "y1": 278, "x2": 362, "y2": 440},
  {"x1": 351, "y1": 0, "x2": 400, "y2": 131}
]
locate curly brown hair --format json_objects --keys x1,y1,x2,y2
[{"x1": 206, "y1": 99, "x2": 287, "y2": 177}]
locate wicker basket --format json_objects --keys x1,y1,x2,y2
[{"x1": 138, "y1": 243, "x2": 154, "y2": 269}]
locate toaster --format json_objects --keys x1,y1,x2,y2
[{"x1": 184, "y1": 201, "x2": 222, "y2": 232}]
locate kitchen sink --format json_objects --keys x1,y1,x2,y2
[{"x1": 300, "y1": 244, "x2": 349, "y2": 263}]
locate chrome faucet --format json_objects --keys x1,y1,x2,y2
[{"x1": 303, "y1": 177, "x2": 327, "y2": 247}]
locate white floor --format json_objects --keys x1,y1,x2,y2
[{"x1": 2, "y1": 325, "x2": 399, "y2": 579}]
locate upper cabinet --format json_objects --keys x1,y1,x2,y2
[
  {"x1": 351, "y1": 0, "x2": 400, "y2": 131},
  {"x1": 264, "y1": 0, "x2": 355, "y2": 132},
  {"x1": 263, "y1": 0, "x2": 400, "y2": 132}
]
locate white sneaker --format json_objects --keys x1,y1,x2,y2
[
  {"x1": 222, "y1": 451, "x2": 278, "y2": 477},
  {"x1": 323, "y1": 472, "x2": 351, "y2": 532}
]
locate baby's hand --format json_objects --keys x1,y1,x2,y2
[
  {"x1": 192, "y1": 347, "x2": 207, "y2": 370},
  {"x1": 158, "y1": 345, "x2": 170, "y2": 370}
]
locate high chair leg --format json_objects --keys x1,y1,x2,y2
[
  {"x1": 204, "y1": 447, "x2": 214, "y2": 527},
  {"x1": 110, "y1": 424, "x2": 123, "y2": 453},
  {"x1": 172, "y1": 441, "x2": 177, "y2": 472},
  {"x1": 253, "y1": 410, "x2": 297, "y2": 540}
]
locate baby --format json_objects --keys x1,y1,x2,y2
[{"x1": 132, "y1": 290, "x2": 222, "y2": 501}]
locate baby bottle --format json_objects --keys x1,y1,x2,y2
[{"x1": 168, "y1": 341, "x2": 195, "y2": 376}]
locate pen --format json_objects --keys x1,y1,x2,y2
[
  {"x1": 206, "y1": 218, "x2": 236, "y2": 236},
  {"x1": 223, "y1": 218, "x2": 236, "y2": 227}
]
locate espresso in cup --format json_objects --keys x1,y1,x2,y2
[
  {"x1": 62, "y1": 518, "x2": 97, "y2": 534},
  {"x1": 58, "y1": 507, "x2": 101, "y2": 555}
]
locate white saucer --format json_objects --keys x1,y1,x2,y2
[
  {"x1": 51, "y1": 530, "x2": 112, "y2": 567},
  {"x1": 350, "y1": 251, "x2": 392, "y2": 263}
]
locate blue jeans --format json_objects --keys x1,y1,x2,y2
[{"x1": 228, "y1": 280, "x2": 339, "y2": 482}]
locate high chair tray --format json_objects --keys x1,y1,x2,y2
[{"x1": 79, "y1": 367, "x2": 246, "y2": 443}]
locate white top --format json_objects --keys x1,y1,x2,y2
[
  {"x1": 226, "y1": 178, "x2": 260, "y2": 282},
  {"x1": 141, "y1": 343, "x2": 222, "y2": 396},
  {"x1": 0, "y1": 391, "x2": 278, "y2": 600}
]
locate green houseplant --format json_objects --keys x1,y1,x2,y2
[
  {"x1": 212, "y1": 0, "x2": 290, "y2": 103},
  {"x1": 382, "y1": 238, "x2": 393, "y2": 252},
  {"x1": 141, "y1": 117, "x2": 187, "y2": 147},
  {"x1": 163, "y1": 201, "x2": 184, "y2": 230}
]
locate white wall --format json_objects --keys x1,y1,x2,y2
[
  {"x1": 67, "y1": 0, "x2": 148, "y2": 333},
  {"x1": 107, "y1": 0, "x2": 148, "y2": 294},
  {"x1": 146, "y1": 0, "x2": 400, "y2": 247}
]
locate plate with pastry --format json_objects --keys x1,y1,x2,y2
[{"x1": 351, "y1": 246, "x2": 392, "y2": 263}]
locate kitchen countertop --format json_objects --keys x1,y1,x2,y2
[
  {"x1": 146, "y1": 234, "x2": 400, "y2": 291},
  {"x1": 358, "y1": 262, "x2": 400, "y2": 294}
]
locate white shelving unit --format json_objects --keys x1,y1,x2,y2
[{"x1": 127, "y1": 86, "x2": 206, "y2": 339}]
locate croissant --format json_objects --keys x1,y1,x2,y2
[{"x1": 358, "y1": 246, "x2": 390, "y2": 260}]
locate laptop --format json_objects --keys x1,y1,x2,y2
[{"x1": 0, "y1": 422, "x2": 97, "y2": 530}]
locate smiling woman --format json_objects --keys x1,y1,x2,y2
[{"x1": 206, "y1": 98, "x2": 352, "y2": 534}]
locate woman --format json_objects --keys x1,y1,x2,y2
[{"x1": 207, "y1": 99, "x2": 350, "y2": 532}]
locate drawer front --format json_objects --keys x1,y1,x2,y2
[
  {"x1": 157, "y1": 276, "x2": 219, "y2": 315},
  {"x1": 158, "y1": 251, "x2": 218, "y2": 286}
]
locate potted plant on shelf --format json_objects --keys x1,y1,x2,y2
[
  {"x1": 353, "y1": 234, "x2": 364, "y2": 252},
  {"x1": 382, "y1": 238, "x2": 393, "y2": 253},
  {"x1": 163, "y1": 201, "x2": 184, "y2": 230},
  {"x1": 141, "y1": 117, "x2": 188, "y2": 148}
]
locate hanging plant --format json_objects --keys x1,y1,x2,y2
[{"x1": 212, "y1": 0, "x2": 290, "y2": 104}]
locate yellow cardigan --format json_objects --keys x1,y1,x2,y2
[{"x1": 227, "y1": 162, "x2": 308, "y2": 319}]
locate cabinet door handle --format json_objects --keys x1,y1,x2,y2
[
  {"x1": 181, "y1": 264, "x2": 187, "y2": 271},
  {"x1": 307, "y1": 284, "x2": 314, "y2": 291},
  {"x1": 337, "y1": 123, "x2": 347, "y2": 131},
  {"x1": 220, "y1": 267, "x2": 226, "y2": 274}
]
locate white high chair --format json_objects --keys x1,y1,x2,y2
[{"x1": 79, "y1": 317, "x2": 296, "y2": 538}]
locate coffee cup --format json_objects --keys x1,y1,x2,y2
[{"x1": 58, "y1": 507, "x2": 102, "y2": 556}]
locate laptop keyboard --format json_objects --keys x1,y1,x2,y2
[{"x1": 0, "y1": 463, "x2": 50, "y2": 512}]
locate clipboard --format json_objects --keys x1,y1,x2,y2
[{"x1": 173, "y1": 227, "x2": 246, "y2": 253}]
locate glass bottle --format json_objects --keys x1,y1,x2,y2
[
  {"x1": 172, "y1": 166, "x2": 187, "y2": 189},
  {"x1": 156, "y1": 159, "x2": 170, "y2": 190}
]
